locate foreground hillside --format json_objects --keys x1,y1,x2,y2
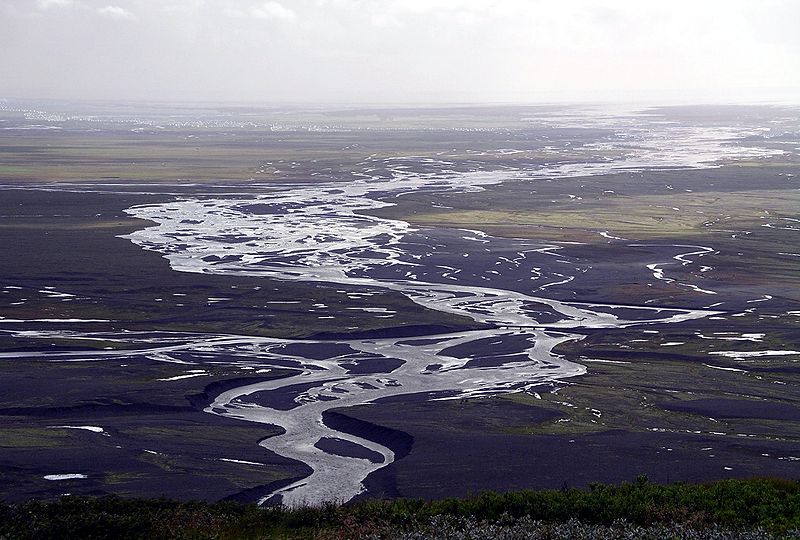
[{"x1": 2, "y1": 478, "x2": 799, "y2": 539}]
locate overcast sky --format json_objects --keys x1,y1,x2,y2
[{"x1": 1, "y1": 0, "x2": 798, "y2": 104}]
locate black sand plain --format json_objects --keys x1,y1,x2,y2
[{"x1": 1, "y1": 103, "x2": 799, "y2": 503}]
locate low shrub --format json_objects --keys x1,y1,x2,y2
[{"x1": 1, "y1": 478, "x2": 798, "y2": 539}]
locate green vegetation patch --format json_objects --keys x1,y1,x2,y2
[
  {"x1": 122, "y1": 425, "x2": 282, "y2": 446},
  {"x1": 396, "y1": 188, "x2": 800, "y2": 242},
  {"x1": 509, "y1": 324, "x2": 800, "y2": 441},
  {"x1": 0, "y1": 428, "x2": 69, "y2": 448},
  {"x1": 1, "y1": 478, "x2": 799, "y2": 539}
]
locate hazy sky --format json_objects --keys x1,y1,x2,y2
[{"x1": 1, "y1": 0, "x2": 799, "y2": 104}]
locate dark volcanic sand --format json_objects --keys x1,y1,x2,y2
[
  {"x1": 0, "y1": 407, "x2": 309, "y2": 503},
  {"x1": 2, "y1": 152, "x2": 800, "y2": 504},
  {"x1": 660, "y1": 398, "x2": 800, "y2": 422},
  {"x1": 0, "y1": 188, "x2": 478, "y2": 339},
  {"x1": 333, "y1": 399, "x2": 800, "y2": 500},
  {"x1": 0, "y1": 186, "x2": 483, "y2": 502},
  {"x1": 315, "y1": 437, "x2": 384, "y2": 464},
  {"x1": 0, "y1": 356, "x2": 311, "y2": 503}
]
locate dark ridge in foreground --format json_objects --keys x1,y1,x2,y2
[{"x1": 2, "y1": 478, "x2": 799, "y2": 539}]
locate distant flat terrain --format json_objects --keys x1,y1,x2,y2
[{"x1": 0, "y1": 101, "x2": 798, "y2": 503}]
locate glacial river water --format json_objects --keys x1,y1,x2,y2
[
  {"x1": 1, "y1": 107, "x2": 787, "y2": 505},
  {"x1": 116, "y1": 114, "x2": 783, "y2": 505}
]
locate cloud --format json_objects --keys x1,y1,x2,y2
[
  {"x1": 251, "y1": 1, "x2": 296, "y2": 21},
  {"x1": 361, "y1": 0, "x2": 497, "y2": 29},
  {"x1": 37, "y1": 0, "x2": 76, "y2": 9},
  {"x1": 97, "y1": 5, "x2": 137, "y2": 21},
  {"x1": 2, "y1": 0, "x2": 799, "y2": 103}
]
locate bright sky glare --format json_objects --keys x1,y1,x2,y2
[{"x1": 1, "y1": 0, "x2": 798, "y2": 104}]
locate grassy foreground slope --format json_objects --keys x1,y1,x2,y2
[{"x1": 2, "y1": 478, "x2": 800, "y2": 539}]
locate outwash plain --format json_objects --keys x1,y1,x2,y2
[{"x1": 0, "y1": 100, "x2": 799, "y2": 509}]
